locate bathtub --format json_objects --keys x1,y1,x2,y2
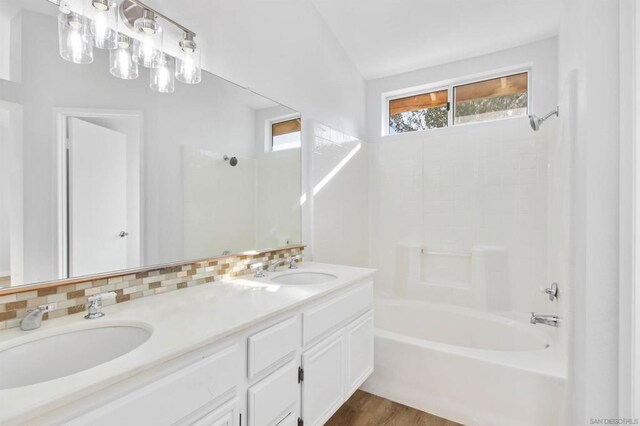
[{"x1": 361, "y1": 298, "x2": 567, "y2": 426}]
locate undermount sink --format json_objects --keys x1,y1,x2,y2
[
  {"x1": 0, "y1": 325, "x2": 151, "y2": 389},
  {"x1": 270, "y1": 271, "x2": 338, "y2": 285}
]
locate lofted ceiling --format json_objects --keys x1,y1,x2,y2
[{"x1": 309, "y1": 0, "x2": 561, "y2": 80}]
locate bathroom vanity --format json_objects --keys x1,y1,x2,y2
[{"x1": 0, "y1": 262, "x2": 374, "y2": 426}]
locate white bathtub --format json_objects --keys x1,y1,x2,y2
[{"x1": 361, "y1": 298, "x2": 567, "y2": 426}]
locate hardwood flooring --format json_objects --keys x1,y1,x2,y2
[{"x1": 326, "y1": 390, "x2": 462, "y2": 426}]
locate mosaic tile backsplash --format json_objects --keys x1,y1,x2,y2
[{"x1": 0, "y1": 246, "x2": 304, "y2": 330}]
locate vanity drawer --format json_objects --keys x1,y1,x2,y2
[
  {"x1": 248, "y1": 316, "x2": 300, "y2": 379},
  {"x1": 303, "y1": 281, "x2": 373, "y2": 346},
  {"x1": 69, "y1": 344, "x2": 240, "y2": 425}
]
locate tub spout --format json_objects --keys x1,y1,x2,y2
[{"x1": 530, "y1": 312, "x2": 559, "y2": 327}]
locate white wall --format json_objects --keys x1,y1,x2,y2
[
  {"x1": 558, "y1": 0, "x2": 622, "y2": 422},
  {"x1": 151, "y1": 0, "x2": 367, "y2": 140}
]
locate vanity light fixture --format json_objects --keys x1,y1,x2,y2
[
  {"x1": 52, "y1": 0, "x2": 201, "y2": 94},
  {"x1": 132, "y1": 9, "x2": 163, "y2": 68},
  {"x1": 58, "y1": 9, "x2": 94, "y2": 64},
  {"x1": 110, "y1": 34, "x2": 139, "y2": 79},
  {"x1": 87, "y1": 0, "x2": 118, "y2": 49},
  {"x1": 150, "y1": 53, "x2": 175, "y2": 93},
  {"x1": 176, "y1": 32, "x2": 201, "y2": 85}
]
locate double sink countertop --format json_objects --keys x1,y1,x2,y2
[{"x1": 0, "y1": 262, "x2": 375, "y2": 423}]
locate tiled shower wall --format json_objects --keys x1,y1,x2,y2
[
  {"x1": 312, "y1": 122, "x2": 369, "y2": 267},
  {"x1": 0, "y1": 246, "x2": 303, "y2": 330},
  {"x1": 370, "y1": 118, "x2": 555, "y2": 314}
]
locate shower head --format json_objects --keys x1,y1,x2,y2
[
  {"x1": 528, "y1": 106, "x2": 559, "y2": 131},
  {"x1": 223, "y1": 154, "x2": 238, "y2": 167}
]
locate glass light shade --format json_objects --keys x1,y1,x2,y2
[
  {"x1": 150, "y1": 54, "x2": 175, "y2": 93},
  {"x1": 87, "y1": 0, "x2": 118, "y2": 49},
  {"x1": 109, "y1": 35, "x2": 138, "y2": 79},
  {"x1": 132, "y1": 14, "x2": 163, "y2": 68},
  {"x1": 58, "y1": 12, "x2": 93, "y2": 64},
  {"x1": 176, "y1": 48, "x2": 201, "y2": 85}
]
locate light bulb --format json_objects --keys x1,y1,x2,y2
[
  {"x1": 132, "y1": 11, "x2": 163, "y2": 68},
  {"x1": 150, "y1": 54, "x2": 175, "y2": 93},
  {"x1": 110, "y1": 34, "x2": 138, "y2": 79},
  {"x1": 93, "y1": 12, "x2": 108, "y2": 40},
  {"x1": 176, "y1": 34, "x2": 201, "y2": 84},
  {"x1": 58, "y1": 12, "x2": 93, "y2": 64},
  {"x1": 68, "y1": 29, "x2": 83, "y2": 63},
  {"x1": 87, "y1": 0, "x2": 117, "y2": 49}
]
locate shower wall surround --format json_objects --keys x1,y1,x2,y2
[
  {"x1": 370, "y1": 119, "x2": 554, "y2": 314},
  {"x1": 366, "y1": 37, "x2": 559, "y2": 316},
  {"x1": 0, "y1": 246, "x2": 304, "y2": 330}
]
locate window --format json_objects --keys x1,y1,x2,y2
[
  {"x1": 388, "y1": 89, "x2": 448, "y2": 134},
  {"x1": 454, "y1": 72, "x2": 528, "y2": 125},
  {"x1": 271, "y1": 118, "x2": 301, "y2": 151},
  {"x1": 385, "y1": 70, "x2": 529, "y2": 134}
]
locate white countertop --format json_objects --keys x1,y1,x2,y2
[{"x1": 0, "y1": 262, "x2": 375, "y2": 423}]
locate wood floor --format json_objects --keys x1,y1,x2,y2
[{"x1": 326, "y1": 390, "x2": 462, "y2": 426}]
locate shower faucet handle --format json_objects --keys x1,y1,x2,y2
[{"x1": 541, "y1": 282, "x2": 558, "y2": 301}]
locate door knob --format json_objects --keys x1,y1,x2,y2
[{"x1": 119, "y1": 231, "x2": 129, "y2": 238}]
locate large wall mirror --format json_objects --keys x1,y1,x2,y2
[{"x1": 0, "y1": 0, "x2": 302, "y2": 289}]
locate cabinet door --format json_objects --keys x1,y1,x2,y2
[
  {"x1": 248, "y1": 361, "x2": 299, "y2": 426},
  {"x1": 346, "y1": 310, "x2": 374, "y2": 395},
  {"x1": 301, "y1": 331, "x2": 345, "y2": 426},
  {"x1": 193, "y1": 398, "x2": 240, "y2": 426}
]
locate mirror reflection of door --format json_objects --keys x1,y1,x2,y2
[{"x1": 66, "y1": 116, "x2": 141, "y2": 277}]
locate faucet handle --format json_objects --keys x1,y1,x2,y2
[
  {"x1": 251, "y1": 262, "x2": 266, "y2": 278},
  {"x1": 31, "y1": 304, "x2": 55, "y2": 313},
  {"x1": 87, "y1": 291, "x2": 117, "y2": 303},
  {"x1": 85, "y1": 292, "x2": 117, "y2": 319},
  {"x1": 541, "y1": 283, "x2": 558, "y2": 301},
  {"x1": 288, "y1": 255, "x2": 301, "y2": 269}
]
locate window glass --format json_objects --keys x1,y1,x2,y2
[
  {"x1": 389, "y1": 89, "x2": 448, "y2": 134},
  {"x1": 272, "y1": 118, "x2": 301, "y2": 151},
  {"x1": 453, "y1": 72, "x2": 528, "y2": 124}
]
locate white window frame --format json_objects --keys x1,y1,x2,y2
[
  {"x1": 265, "y1": 113, "x2": 301, "y2": 153},
  {"x1": 382, "y1": 65, "x2": 532, "y2": 137}
]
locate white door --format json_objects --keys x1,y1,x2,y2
[
  {"x1": 345, "y1": 310, "x2": 374, "y2": 395},
  {"x1": 68, "y1": 117, "x2": 128, "y2": 277},
  {"x1": 248, "y1": 361, "x2": 299, "y2": 426},
  {"x1": 301, "y1": 331, "x2": 345, "y2": 426}
]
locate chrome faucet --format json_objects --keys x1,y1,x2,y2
[
  {"x1": 251, "y1": 262, "x2": 266, "y2": 278},
  {"x1": 268, "y1": 258, "x2": 289, "y2": 272},
  {"x1": 85, "y1": 292, "x2": 117, "y2": 319},
  {"x1": 20, "y1": 304, "x2": 55, "y2": 331},
  {"x1": 530, "y1": 312, "x2": 559, "y2": 327},
  {"x1": 268, "y1": 256, "x2": 301, "y2": 272}
]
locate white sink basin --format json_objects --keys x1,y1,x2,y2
[
  {"x1": 271, "y1": 272, "x2": 338, "y2": 285},
  {"x1": 0, "y1": 325, "x2": 151, "y2": 389}
]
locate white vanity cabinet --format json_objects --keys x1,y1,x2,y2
[{"x1": 60, "y1": 280, "x2": 373, "y2": 426}]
